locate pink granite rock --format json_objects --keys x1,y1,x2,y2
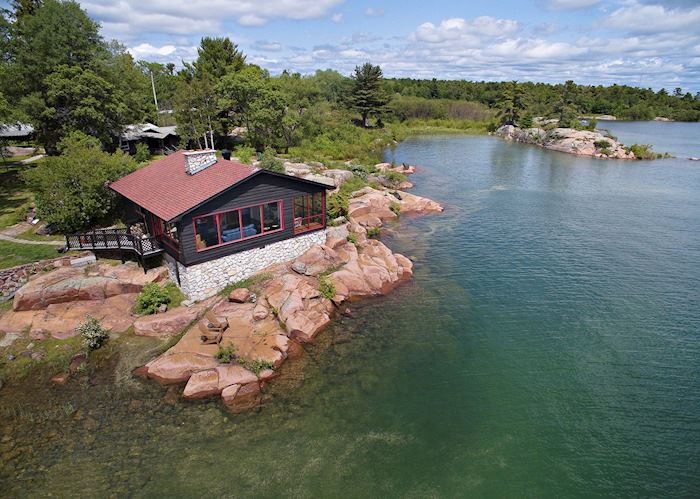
[
  {"x1": 146, "y1": 353, "x2": 219, "y2": 385},
  {"x1": 182, "y1": 369, "x2": 220, "y2": 399}
]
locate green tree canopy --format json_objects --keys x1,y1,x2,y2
[
  {"x1": 193, "y1": 37, "x2": 246, "y2": 80},
  {"x1": 39, "y1": 65, "x2": 127, "y2": 151},
  {"x1": 349, "y1": 62, "x2": 390, "y2": 128},
  {"x1": 23, "y1": 132, "x2": 137, "y2": 232}
]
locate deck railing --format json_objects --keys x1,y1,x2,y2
[{"x1": 65, "y1": 228, "x2": 163, "y2": 256}]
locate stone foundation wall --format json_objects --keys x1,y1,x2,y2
[{"x1": 168, "y1": 230, "x2": 327, "y2": 301}]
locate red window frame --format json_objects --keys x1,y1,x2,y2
[
  {"x1": 193, "y1": 200, "x2": 284, "y2": 252},
  {"x1": 151, "y1": 214, "x2": 180, "y2": 250},
  {"x1": 293, "y1": 191, "x2": 325, "y2": 235}
]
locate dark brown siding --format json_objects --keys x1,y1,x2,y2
[{"x1": 177, "y1": 172, "x2": 326, "y2": 266}]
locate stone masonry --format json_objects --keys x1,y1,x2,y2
[{"x1": 165, "y1": 230, "x2": 327, "y2": 301}]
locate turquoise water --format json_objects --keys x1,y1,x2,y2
[{"x1": 1, "y1": 122, "x2": 699, "y2": 497}]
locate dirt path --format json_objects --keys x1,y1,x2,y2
[{"x1": 0, "y1": 232, "x2": 64, "y2": 246}]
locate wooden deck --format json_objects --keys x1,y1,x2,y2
[{"x1": 65, "y1": 228, "x2": 164, "y2": 257}]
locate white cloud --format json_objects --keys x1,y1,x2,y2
[
  {"x1": 603, "y1": 3, "x2": 700, "y2": 33},
  {"x1": 253, "y1": 40, "x2": 283, "y2": 52},
  {"x1": 546, "y1": 0, "x2": 600, "y2": 10},
  {"x1": 413, "y1": 17, "x2": 519, "y2": 44},
  {"x1": 97, "y1": 5, "x2": 698, "y2": 93},
  {"x1": 364, "y1": 7, "x2": 385, "y2": 17},
  {"x1": 82, "y1": 0, "x2": 344, "y2": 36},
  {"x1": 127, "y1": 43, "x2": 198, "y2": 62}
]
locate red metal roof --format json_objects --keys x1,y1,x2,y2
[{"x1": 110, "y1": 151, "x2": 257, "y2": 221}]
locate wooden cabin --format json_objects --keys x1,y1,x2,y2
[
  {"x1": 64, "y1": 149, "x2": 332, "y2": 299},
  {"x1": 109, "y1": 149, "x2": 329, "y2": 266}
]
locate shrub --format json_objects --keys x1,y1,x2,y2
[
  {"x1": 594, "y1": 140, "x2": 611, "y2": 149},
  {"x1": 215, "y1": 344, "x2": 237, "y2": 363},
  {"x1": 367, "y1": 227, "x2": 381, "y2": 238},
  {"x1": 625, "y1": 143, "x2": 664, "y2": 160},
  {"x1": 346, "y1": 233, "x2": 358, "y2": 245},
  {"x1": 236, "y1": 357, "x2": 274, "y2": 375},
  {"x1": 77, "y1": 314, "x2": 109, "y2": 350},
  {"x1": 519, "y1": 114, "x2": 533, "y2": 128},
  {"x1": 22, "y1": 134, "x2": 137, "y2": 233},
  {"x1": 384, "y1": 171, "x2": 407, "y2": 185},
  {"x1": 133, "y1": 143, "x2": 151, "y2": 164},
  {"x1": 389, "y1": 201, "x2": 401, "y2": 216},
  {"x1": 259, "y1": 147, "x2": 285, "y2": 173},
  {"x1": 318, "y1": 274, "x2": 335, "y2": 300},
  {"x1": 234, "y1": 146, "x2": 256, "y2": 164},
  {"x1": 326, "y1": 173, "x2": 369, "y2": 220},
  {"x1": 135, "y1": 283, "x2": 171, "y2": 315}
]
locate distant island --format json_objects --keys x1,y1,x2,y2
[{"x1": 494, "y1": 123, "x2": 668, "y2": 160}]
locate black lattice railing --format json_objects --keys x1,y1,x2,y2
[{"x1": 65, "y1": 228, "x2": 163, "y2": 256}]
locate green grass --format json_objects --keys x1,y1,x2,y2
[
  {"x1": 0, "y1": 154, "x2": 34, "y2": 164},
  {"x1": 0, "y1": 168, "x2": 34, "y2": 230},
  {"x1": 0, "y1": 240, "x2": 62, "y2": 269},
  {"x1": 218, "y1": 272, "x2": 274, "y2": 297},
  {"x1": 165, "y1": 282, "x2": 186, "y2": 309},
  {"x1": 14, "y1": 226, "x2": 64, "y2": 242},
  {"x1": 391, "y1": 118, "x2": 490, "y2": 135}
]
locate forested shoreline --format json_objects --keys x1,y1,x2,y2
[
  {"x1": 1, "y1": 0, "x2": 699, "y2": 236},
  {"x1": 2, "y1": 0, "x2": 699, "y2": 160}
]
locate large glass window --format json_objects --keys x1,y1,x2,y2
[
  {"x1": 219, "y1": 211, "x2": 241, "y2": 243},
  {"x1": 194, "y1": 215, "x2": 219, "y2": 250},
  {"x1": 263, "y1": 202, "x2": 281, "y2": 232},
  {"x1": 194, "y1": 200, "x2": 283, "y2": 252},
  {"x1": 240, "y1": 206, "x2": 262, "y2": 238},
  {"x1": 293, "y1": 192, "x2": 325, "y2": 234}
]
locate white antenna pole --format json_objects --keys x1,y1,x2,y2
[{"x1": 150, "y1": 71, "x2": 159, "y2": 123}]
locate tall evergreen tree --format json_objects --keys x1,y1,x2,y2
[
  {"x1": 193, "y1": 37, "x2": 246, "y2": 80},
  {"x1": 348, "y1": 62, "x2": 390, "y2": 128}
]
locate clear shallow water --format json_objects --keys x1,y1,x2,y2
[{"x1": 2, "y1": 122, "x2": 699, "y2": 497}]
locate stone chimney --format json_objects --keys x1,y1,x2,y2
[{"x1": 184, "y1": 150, "x2": 217, "y2": 175}]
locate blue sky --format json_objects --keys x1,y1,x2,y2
[{"x1": 49, "y1": 1, "x2": 700, "y2": 91}]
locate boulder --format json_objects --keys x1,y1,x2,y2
[
  {"x1": 347, "y1": 187, "x2": 442, "y2": 228},
  {"x1": 50, "y1": 373, "x2": 69, "y2": 385},
  {"x1": 322, "y1": 169, "x2": 354, "y2": 186},
  {"x1": 68, "y1": 353, "x2": 87, "y2": 374},
  {"x1": 146, "y1": 352, "x2": 220, "y2": 384},
  {"x1": 182, "y1": 369, "x2": 220, "y2": 399},
  {"x1": 291, "y1": 245, "x2": 344, "y2": 277},
  {"x1": 228, "y1": 288, "x2": 251, "y2": 303},
  {"x1": 252, "y1": 301, "x2": 269, "y2": 321},
  {"x1": 325, "y1": 224, "x2": 350, "y2": 249},
  {"x1": 224, "y1": 381, "x2": 261, "y2": 413},
  {"x1": 216, "y1": 364, "x2": 258, "y2": 390},
  {"x1": 221, "y1": 384, "x2": 241, "y2": 404},
  {"x1": 133, "y1": 305, "x2": 205, "y2": 337},
  {"x1": 286, "y1": 309, "x2": 331, "y2": 343},
  {"x1": 12, "y1": 263, "x2": 168, "y2": 311}
]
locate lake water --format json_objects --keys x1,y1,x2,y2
[{"x1": 1, "y1": 122, "x2": 699, "y2": 497}]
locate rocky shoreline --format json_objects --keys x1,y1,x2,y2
[
  {"x1": 0, "y1": 161, "x2": 443, "y2": 413},
  {"x1": 139, "y1": 180, "x2": 443, "y2": 412},
  {"x1": 495, "y1": 124, "x2": 637, "y2": 159}
]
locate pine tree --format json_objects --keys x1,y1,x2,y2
[{"x1": 348, "y1": 62, "x2": 390, "y2": 128}]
